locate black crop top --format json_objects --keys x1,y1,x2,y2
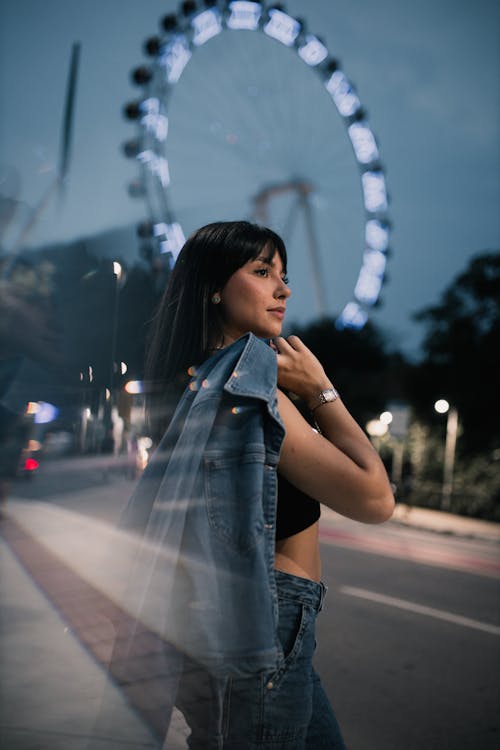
[{"x1": 275, "y1": 474, "x2": 321, "y2": 540}]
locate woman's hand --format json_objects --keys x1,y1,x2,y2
[
  {"x1": 273, "y1": 335, "x2": 332, "y2": 408},
  {"x1": 273, "y1": 335, "x2": 395, "y2": 524}
]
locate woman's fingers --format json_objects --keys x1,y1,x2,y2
[
  {"x1": 285, "y1": 334, "x2": 306, "y2": 350},
  {"x1": 274, "y1": 335, "x2": 331, "y2": 402},
  {"x1": 273, "y1": 335, "x2": 305, "y2": 353}
]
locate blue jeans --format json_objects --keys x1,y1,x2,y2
[{"x1": 176, "y1": 570, "x2": 346, "y2": 749}]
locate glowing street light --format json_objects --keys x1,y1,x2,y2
[
  {"x1": 434, "y1": 399, "x2": 458, "y2": 510},
  {"x1": 125, "y1": 380, "x2": 144, "y2": 395},
  {"x1": 366, "y1": 419, "x2": 388, "y2": 437},
  {"x1": 434, "y1": 399, "x2": 449, "y2": 414},
  {"x1": 380, "y1": 411, "x2": 393, "y2": 425}
]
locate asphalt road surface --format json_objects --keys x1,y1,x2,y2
[{"x1": 316, "y1": 530, "x2": 500, "y2": 749}]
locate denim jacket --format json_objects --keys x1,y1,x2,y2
[{"x1": 120, "y1": 334, "x2": 286, "y2": 677}]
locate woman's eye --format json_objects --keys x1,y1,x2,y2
[
  {"x1": 282, "y1": 276, "x2": 289, "y2": 285},
  {"x1": 254, "y1": 268, "x2": 289, "y2": 283}
]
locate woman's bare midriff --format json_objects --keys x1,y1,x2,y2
[{"x1": 274, "y1": 521, "x2": 321, "y2": 582}]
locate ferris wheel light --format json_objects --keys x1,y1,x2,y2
[
  {"x1": 354, "y1": 267, "x2": 383, "y2": 305},
  {"x1": 191, "y1": 8, "x2": 223, "y2": 46},
  {"x1": 362, "y1": 249, "x2": 387, "y2": 276},
  {"x1": 139, "y1": 97, "x2": 169, "y2": 141},
  {"x1": 159, "y1": 36, "x2": 192, "y2": 83},
  {"x1": 297, "y1": 35, "x2": 328, "y2": 67},
  {"x1": 366, "y1": 219, "x2": 390, "y2": 252},
  {"x1": 141, "y1": 113, "x2": 168, "y2": 141},
  {"x1": 141, "y1": 97, "x2": 160, "y2": 114},
  {"x1": 137, "y1": 151, "x2": 171, "y2": 187},
  {"x1": 336, "y1": 302, "x2": 368, "y2": 330},
  {"x1": 348, "y1": 122, "x2": 379, "y2": 164},
  {"x1": 227, "y1": 1, "x2": 262, "y2": 30},
  {"x1": 158, "y1": 222, "x2": 186, "y2": 260},
  {"x1": 362, "y1": 171, "x2": 388, "y2": 213},
  {"x1": 325, "y1": 70, "x2": 361, "y2": 117},
  {"x1": 264, "y1": 9, "x2": 301, "y2": 47},
  {"x1": 153, "y1": 222, "x2": 169, "y2": 237}
]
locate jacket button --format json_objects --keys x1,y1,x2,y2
[{"x1": 266, "y1": 681, "x2": 274, "y2": 690}]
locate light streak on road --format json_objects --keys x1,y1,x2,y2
[
  {"x1": 340, "y1": 585, "x2": 500, "y2": 636},
  {"x1": 319, "y1": 526, "x2": 500, "y2": 579}
]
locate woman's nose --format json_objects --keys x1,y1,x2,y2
[{"x1": 277, "y1": 280, "x2": 291, "y2": 299}]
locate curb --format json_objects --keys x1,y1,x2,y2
[{"x1": 390, "y1": 503, "x2": 500, "y2": 543}]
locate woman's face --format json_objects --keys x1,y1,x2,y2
[{"x1": 217, "y1": 249, "x2": 291, "y2": 344}]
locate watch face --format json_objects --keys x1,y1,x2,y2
[{"x1": 321, "y1": 388, "x2": 338, "y2": 404}]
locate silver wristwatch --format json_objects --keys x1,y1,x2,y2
[{"x1": 310, "y1": 387, "x2": 339, "y2": 412}]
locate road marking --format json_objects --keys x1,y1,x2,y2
[{"x1": 340, "y1": 586, "x2": 500, "y2": 636}]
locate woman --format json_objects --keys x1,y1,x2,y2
[{"x1": 142, "y1": 220, "x2": 394, "y2": 748}]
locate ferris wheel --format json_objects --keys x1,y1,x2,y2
[{"x1": 122, "y1": 1, "x2": 391, "y2": 329}]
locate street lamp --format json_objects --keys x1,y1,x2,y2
[
  {"x1": 104, "y1": 261, "x2": 124, "y2": 433},
  {"x1": 434, "y1": 399, "x2": 458, "y2": 510},
  {"x1": 383, "y1": 405, "x2": 409, "y2": 492}
]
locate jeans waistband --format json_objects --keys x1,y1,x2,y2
[{"x1": 274, "y1": 569, "x2": 327, "y2": 612}]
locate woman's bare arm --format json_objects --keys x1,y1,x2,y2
[{"x1": 274, "y1": 335, "x2": 395, "y2": 524}]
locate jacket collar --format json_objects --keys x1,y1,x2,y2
[
  {"x1": 224, "y1": 334, "x2": 277, "y2": 401},
  {"x1": 190, "y1": 334, "x2": 277, "y2": 403}
]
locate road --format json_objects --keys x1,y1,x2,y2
[
  {"x1": 5, "y1": 456, "x2": 500, "y2": 750},
  {"x1": 316, "y1": 538, "x2": 500, "y2": 750}
]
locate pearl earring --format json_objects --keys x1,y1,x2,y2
[{"x1": 211, "y1": 293, "x2": 221, "y2": 304}]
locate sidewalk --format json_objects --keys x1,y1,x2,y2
[
  {"x1": 0, "y1": 500, "x2": 190, "y2": 750},
  {"x1": 0, "y1": 530, "x2": 157, "y2": 750},
  {"x1": 391, "y1": 502, "x2": 500, "y2": 543}
]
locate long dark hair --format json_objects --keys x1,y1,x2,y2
[{"x1": 146, "y1": 220, "x2": 287, "y2": 390}]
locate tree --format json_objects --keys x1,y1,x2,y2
[{"x1": 409, "y1": 252, "x2": 500, "y2": 454}]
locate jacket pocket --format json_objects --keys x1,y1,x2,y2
[{"x1": 203, "y1": 446, "x2": 266, "y2": 552}]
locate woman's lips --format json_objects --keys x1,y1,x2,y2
[{"x1": 268, "y1": 309, "x2": 285, "y2": 319}]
